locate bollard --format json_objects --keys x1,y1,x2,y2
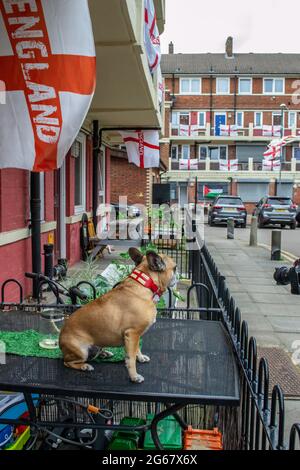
[
  {"x1": 249, "y1": 216, "x2": 258, "y2": 247},
  {"x1": 271, "y1": 231, "x2": 281, "y2": 261},
  {"x1": 227, "y1": 218, "x2": 235, "y2": 240},
  {"x1": 44, "y1": 244, "x2": 54, "y2": 279}
]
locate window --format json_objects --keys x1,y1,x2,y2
[
  {"x1": 198, "y1": 112, "x2": 206, "y2": 128},
  {"x1": 263, "y1": 78, "x2": 284, "y2": 94},
  {"x1": 73, "y1": 132, "x2": 86, "y2": 214},
  {"x1": 272, "y1": 112, "x2": 282, "y2": 126},
  {"x1": 239, "y1": 78, "x2": 252, "y2": 94},
  {"x1": 200, "y1": 146, "x2": 227, "y2": 160},
  {"x1": 254, "y1": 112, "x2": 263, "y2": 128},
  {"x1": 236, "y1": 112, "x2": 244, "y2": 128},
  {"x1": 293, "y1": 147, "x2": 300, "y2": 160},
  {"x1": 171, "y1": 145, "x2": 190, "y2": 160},
  {"x1": 171, "y1": 112, "x2": 190, "y2": 128},
  {"x1": 199, "y1": 146, "x2": 207, "y2": 160},
  {"x1": 179, "y1": 78, "x2": 201, "y2": 95},
  {"x1": 216, "y1": 77, "x2": 230, "y2": 95},
  {"x1": 288, "y1": 111, "x2": 297, "y2": 129},
  {"x1": 181, "y1": 145, "x2": 190, "y2": 160},
  {"x1": 171, "y1": 145, "x2": 178, "y2": 160}
]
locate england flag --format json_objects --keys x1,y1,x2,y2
[
  {"x1": 0, "y1": 0, "x2": 96, "y2": 172},
  {"x1": 144, "y1": 0, "x2": 161, "y2": 73},
  {"x1": 120, "y1": 130, "x2": 160, "y2": 168}
]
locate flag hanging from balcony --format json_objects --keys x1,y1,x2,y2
[
  {"x1": 262, "y1": 159, "x2": 281, "y2": 171},
  {"x1": 263, "y1": 135, "x2": 297, "y2": 159},
  {"x1": 219, "y1": 159, "x2": 239, "y2": 172},
  {"x1": 220, "y1": 125, "x2": 238, "y2": 137},
  {"x1": 0, "y1": 0, "x2": 96, "y2": 172},
  {"x1": 180, "y1": 125, "x2": 200, "y2": 137},
  {"x1": 179, "y1": 159, "x2": 198, "y2": 170},
  {"x1": 262, "y1": 125, "x2": 281, "y2": 137},
  {"x1": 120, "y1": 130, "x2": 160, "y2": 168},
  {"x1": 157, "y1": 66, "x2": 164, "y2": 104},
  {"x1": 144, "y1": 0, "x2": 161, "y2": 73}
]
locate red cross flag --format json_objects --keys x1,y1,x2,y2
[
  {"x1": 219, "y1": 159, "x2": 239, "y2": 172},
  {"x1": 262, "y1": 125, "x2": 281, "y2": 137},
  {"x1": 263, "y1": 158, "x2": 281, "y2": 171},
  {"x1": 220, "y1": 125, "x2": 238, "y2": 137},
  {"x1": 179, "y1": 124, "x2": 200, "y2": 137},
  {"x1": 144, "y1": 0, "x2": 161, "y2": 73},
  {"x1": 120, "y1": 130, "x2": 160, "y2": 168},
  {"x1": 0, "y1": 0, "x2": 96, "y2": 172},
  {"x1": 179, "y1": 159, "x2": 198, "y2": 170},
  {"x1": 263, "y1": 135, "x2": 297, "y2": 159}
]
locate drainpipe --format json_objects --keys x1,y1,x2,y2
[
  {"x1": 30, "y1": 172, "x2": 41, "y2": 299},
  {"x1": 233, "y1": 74, "x2": 238, "y2": 124},
  {"x1": 210, "y1": 74, "x2": 213, "y2": 130},
  {"x1": 92, "y1": 120, "x2": 99, "y2": 228}
]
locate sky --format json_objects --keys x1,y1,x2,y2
[{"x1": 161, "y1": 0, "x2": 300, "y2": 54}]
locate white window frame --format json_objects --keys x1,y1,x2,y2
[
  {"x1": 216, "y1": 77, "x2": 230, "y2": 95},
  {"x1": 179, "y1": 77, "x2": 201, "y2": 95},
  {"x1": 238, "y1": 78, "x2": 252, "y2": 95},
  {"x1": 198, "y1": 111, "x2": 206, "y2": 128},
  {"x1": 236, "y1": 111, "x2": 244, "y2": 128},
  {"x1": 74, "y1": 132, "x2": 86, "y2": 215},
  {"x1": 199, "y1": 145, "x2": 228, "y2": 161},
  {"x1": 293, "y1": 146, "x2": 300, "y2": 160},
  {"x1": 263, "y1": 78, "x2": 285, "y2": 95},
  {"x1": 288, "y1": 111, "x2": 297, "y2": 129},
  {"x1": 181, "y1": 145, "x2": 190, "y2": 160},
  {"x1": 254, "y1": 112, "x2": 263, "y2": 128}
]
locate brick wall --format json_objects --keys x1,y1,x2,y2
[{"x1": 110, "y1": 156, "x2": 149, "y2": 206}]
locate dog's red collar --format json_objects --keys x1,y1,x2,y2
[{"x1": 129, "y1": 269, "x2": 163, "y2": 303}]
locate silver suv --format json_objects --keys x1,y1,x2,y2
[
  {"x1": 208, "y1": 196, "x2": 247, "y2": 228},
  {"x1": 254, "y1": 196, "x2": 297, "y2": 229}
]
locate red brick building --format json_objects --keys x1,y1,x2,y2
[{"x1": 161, "y1": 39, "x2": 300, "y2": 213}]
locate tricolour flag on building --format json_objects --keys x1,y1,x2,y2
[
  {"x1": 203, "y1": 186, "x2": 224, "y2": 199},
  {"x1": 120, "y1": 130, "x2": 160, "y2": 168},
  {"x1": 179, "y1": 159, "x2": 198, "y2": 170},
  {"x1": 144, "y1": 0, "x2": 161, "y2": 73},
  {"x1": 0, "y1": 0, "x2": 96, "y2": 172},
  {"x1": 219, "y1": 159, "x2": 239, "y2": 172}
]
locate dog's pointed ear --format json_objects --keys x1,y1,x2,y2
[
  {"x1": 146, "y1": 251, "x2": 166, "y2": 272},
  {"x1": 129, "y1": 248, "x2": 144, "y2": 266}
]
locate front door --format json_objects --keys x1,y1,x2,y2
[{"x1": 215, "y1": 113, "x2": 226, "y2": 136}]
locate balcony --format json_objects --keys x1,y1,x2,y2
[
  {"x1": 88, "y1": 0, "x2": 165, "y2": 131},
  {"x1": 170, "y1": 123, "x2": 300, "y2": 141},
  {"x1": 169, "y1": 158, "x2": 300, "y2": 174}
]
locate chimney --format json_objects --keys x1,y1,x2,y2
[
  {"x1": 225, "y1": 37, "x2": 233, "y2": 58},
  {"x1": 169, "y1": 41, "x2": 174, "y2": 54}
]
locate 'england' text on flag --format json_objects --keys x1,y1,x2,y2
[
  {"x1": 0, "y1": 0, "x2": 96, "y2": 172},
  {"x1": 120, "y1": 130, "x2": 160, "y2": 169}
]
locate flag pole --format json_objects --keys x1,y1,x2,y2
[{"x1": 30, "y1": 172, "x2": 41, "y2": 299}]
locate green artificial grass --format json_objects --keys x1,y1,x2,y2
[{"x1": 0, "y1": 330, "x2": 129, "y2": 363}]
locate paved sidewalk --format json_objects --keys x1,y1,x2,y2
[{"x1": 206, "y1": 225, "x2": 300, "y2": 354}]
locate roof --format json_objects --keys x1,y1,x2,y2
[{"x1": 161, "y1": 53, "x2": 300, "y2": 75}]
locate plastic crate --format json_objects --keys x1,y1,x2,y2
[
  {"x1": 183, "y1": 426, "x2": 223, "y2": 451},
  {"x1": 5, "y1": 427, "x2": 31, "y2": 451},
  {"x1": 143, "y1": 414, "x2": 182, "y2": 450},
  {"x1": 107, "y1": 417, "x2": 145, "y2": 451}
]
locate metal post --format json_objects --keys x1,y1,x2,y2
[
  {"x1": 194, "y1": 176, "x2": 198, "y2": 212},
  {"x1": 271, "y1": 230, "x2": 281, "y2": 261},
  {"x1": 92, "y1": 120, "x2": 99, "y2": 229},
  {"x1": 30, "y1": 172, "x2": 41, "y2": 299},
  {"x1": 44, "y1": 244, "x2": 54, "y2": 279},
  {"x1": 227, "y1": 218, "x2": 235, "y2": 240},
  {"x1": 278, "y1": 106, "x2": 285, "y2": 196},
  {"x1": 249, "y1": 216, "x2": 258, "y2": 247}
]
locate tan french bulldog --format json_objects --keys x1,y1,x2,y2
[{"x1": 59, "y1": 248, "x2": 177, "y2": 383}]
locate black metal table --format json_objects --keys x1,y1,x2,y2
[{"x1": 0, "y1": 311, "x2": 240, "y2": 449}]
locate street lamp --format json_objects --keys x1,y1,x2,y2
[{"x1": 278, "y1": 103, "x2": 289, "y2": 195}]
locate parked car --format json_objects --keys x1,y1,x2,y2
[
  {"x1": 111, "y1": 203, "x2": 141, "y2": 219},
  {"x1": 208, "y1": 195, "x2": 247, "y2": 228},
  {"x1": 296, "y1": 206, "x2": 300, "y2": 227},
  {"x1": 253, "y1": 196, "x2": 297, "y2": 229}
]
